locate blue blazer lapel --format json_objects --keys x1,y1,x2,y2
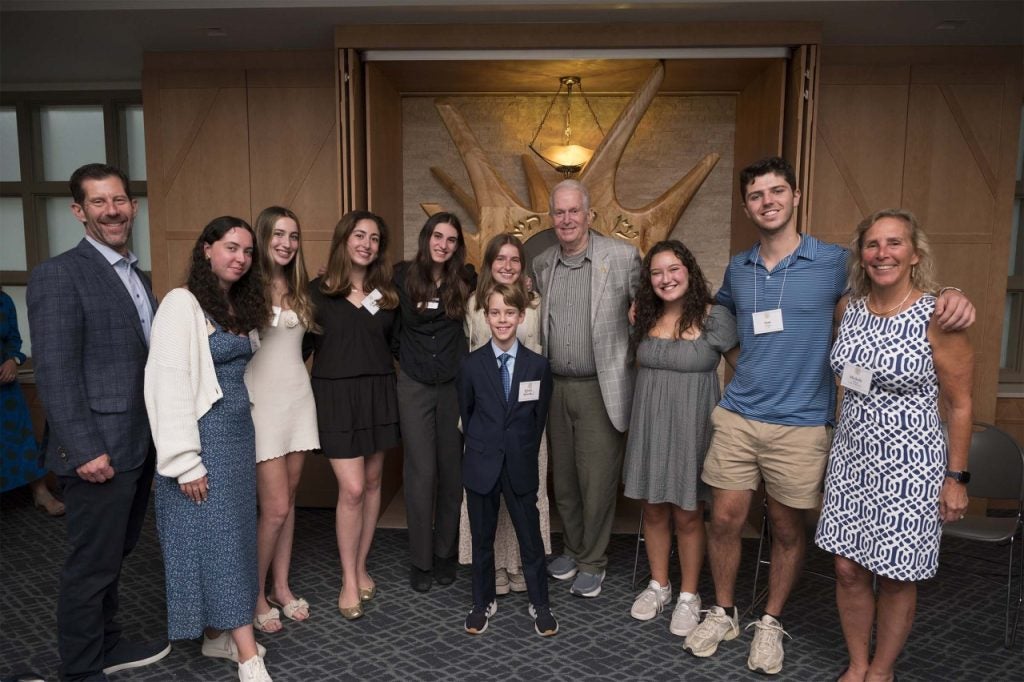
[{"x1": 75, "y1": 239, "x2": 149, "y2": 347}]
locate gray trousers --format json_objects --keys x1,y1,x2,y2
[
  {"x1": 397, "y1": 370, "x2": 463, "y2": 571},
  {"x1": 547, "y1": 375, "x2": 624, "y2": 574}
]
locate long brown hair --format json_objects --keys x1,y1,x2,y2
[
  {"x1": 630, "y1": 240, "x2": 713, "y2": 360},
  {"x1": 187, "y1": 216, "x2": 269, "y2": 334},
  {"x1": 254, "y1": 206, "x2": 317, "y2": 331},
  {"x1": 405, "y1": 212, "x2": 470, "y2": 319},
  {"x1": 320, "y1": 210, "x2": 398, "y2": 309},
  {"x1": 473, "y1": 233, "x2": 537, "y2": 312}
]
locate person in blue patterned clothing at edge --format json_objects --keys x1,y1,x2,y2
[
  {"x1": 683, "y1": 157, "x2": 976, "y2": 676},
  {"x1": 816, "y1": 209, "x2": 972, "y2": 682}
]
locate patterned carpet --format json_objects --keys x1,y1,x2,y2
[{"x1": 1, "y1": 486, "x2": 1020, "y2": 681}]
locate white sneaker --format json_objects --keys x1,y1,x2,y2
[
  {"x1": 669, "y1": 592, "x2": 701, "y2": 636},
  {"x1": 238, "y1": 655, "x2": 273, "y2": 682},
  {"x1": 683, "y1": 606, "x2": 740, "y2": 657},
  {"x1": 495, "y1": 567, "x2": 510, "y2": 595},
  {"x1": 629, "y1": 580, "x2": 672, "y2": 621},
  {"x1": 745, "y1": 614, "x2": 790, "y2": 675},
  {"x1": 202, "y1": 632, "x2": 266, "y2": 662}
]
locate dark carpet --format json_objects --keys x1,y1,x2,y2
[{"x1": 1, "y1": 486, "x2": 1020, "y2": 681}]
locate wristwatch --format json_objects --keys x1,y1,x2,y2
[{"x1": 945, "y1": 470, "x2": 971, "y2": 484}]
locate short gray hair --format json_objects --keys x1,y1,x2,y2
[{"x1": 549, "y1": 179, "x2": 591, "y2": 215}]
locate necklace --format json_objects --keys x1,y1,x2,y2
[{"x1": 866, "y1": 285, "x2": 914, "y2": 317}]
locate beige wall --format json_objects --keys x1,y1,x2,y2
[{"x1": 401, "y1": 94, "x2": 736, "y2": 287}]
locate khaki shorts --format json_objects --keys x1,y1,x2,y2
[{"x1": 701, "y1": 406, "x2": 832, "y2": 509}]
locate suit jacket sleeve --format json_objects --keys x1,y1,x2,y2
[
  {"x1": 534, "y1": 358, "x2": 553, "y2": 450},
  {"x1": 456, "y1": 355, "x2": 475, "y2": 441},
  {"x1": 27, "y1": 259, "x2": 106, "y2": 471}
]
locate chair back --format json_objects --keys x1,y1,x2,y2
[{"x1": 965, "y1": 422, "x2": 1024, "y2": 503}]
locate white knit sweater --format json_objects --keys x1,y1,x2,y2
[{"x1": 144, "y1": 287, "x2": 226, "y2": 484}]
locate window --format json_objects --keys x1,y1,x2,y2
[
  {"x1": 0, "y1": 92, "x2": 147, "y2": 356},
  {"x1": 1000, "y1": 104, "x2": 1024, "y2": 386}
]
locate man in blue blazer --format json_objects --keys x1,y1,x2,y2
[
  {"x1": 27, "y1": 164, "x2": 168, "y2": 681},
  {"x1": 457, "y1": 283, "x2": 556, "y2": 636}
]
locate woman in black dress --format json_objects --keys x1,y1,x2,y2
[
  {"x1": 306, "y1": 210, "x2": 400, "y2": 620},
  {"x1": 393, "y1": 212, "x2": 471, "y2": 592}
]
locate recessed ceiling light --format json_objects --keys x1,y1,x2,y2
[
  {"x1": 206, "y1": 27, "x2": 227, "y2": 38},
  {"x1": 935, "y1": 20, "x2": 967, "y2": 31}
]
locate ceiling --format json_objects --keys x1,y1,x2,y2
[{"x1": 1, "y1": 1, "x2": 1021, "y2": 88}]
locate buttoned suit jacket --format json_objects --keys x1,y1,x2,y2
[
  {"x1": 457, "y1": 342, "x2": 553, "y2": 496},
  {"x1": 27, "y1": 238, "x2": 157, "y2": 475},
  {"x1": 532, "y1": 231, "x2": 641, "y2": 432}
]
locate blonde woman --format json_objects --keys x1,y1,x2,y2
[{"x1": 250, "y1": 206, "x2": 320, "y2": 632}]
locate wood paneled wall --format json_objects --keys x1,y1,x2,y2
[
  {"x1": 811, "y1": 46, "x2": 1023, "y2": 422},
  {"x1": 142, "y1": 51, "x2": 340, "y2": 295}
]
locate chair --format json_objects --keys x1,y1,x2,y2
[{"x1": 941, "y1": 422, "x2": 1024, "y2": 649}]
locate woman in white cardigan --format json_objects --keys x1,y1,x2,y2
[{"x1": 145, "y1": 216, "x2": 274, "y2": 682}]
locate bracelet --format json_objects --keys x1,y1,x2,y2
[{"x1": 937, "y1": 286, "x2": 964, "y2": 297}]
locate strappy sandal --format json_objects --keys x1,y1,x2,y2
[
  {"x1": 252, "y1": 607, "x2": 281, "y2": 632},
  {"x1": 267, "y1": 596, "x2": 310, "y2": 621}
]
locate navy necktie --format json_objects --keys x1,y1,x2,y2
[{"x1": 499, "y1": 353, "x2": 511, "y2": 400}]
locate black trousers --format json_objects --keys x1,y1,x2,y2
[
  {"x1": 466, "y1": 465, "x2": 549, "y2": 609},
  {"x1": 57, "y1": 454, "x2": 155, "y2": 681},
  {"x1": 397, "y1": 372, "x2": 463, "y2": 571}
]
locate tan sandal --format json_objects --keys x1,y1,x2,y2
[
  {"x1": 252, "y1": 607, "x2": 281, "y2": 633},
  {"x1": 268, "y1": 596, "x2": 310, "y2": 621}
]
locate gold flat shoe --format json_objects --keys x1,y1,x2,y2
[
  {"x1": 359, "y1": 586, "x2": 377, "y2": 602},
  {"x1": 338, "y1": 600, "x2": 364, "y2": 620}
]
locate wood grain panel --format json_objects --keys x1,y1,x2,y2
[
  {"x1": 811, "y1": 83, "x2": 907, "y2": 236},
  {"x1": 247, "y1": 84, "x2": 340, "y2": 235},
  {"x1": 730, "y1": 60, "x2": 785, "y2": 253},
  {"x1": 365, "y1": 63, "x2": 405, "y2": 266},
  {"x1": 336, "y1": 22, "x2": 821, "y2": 49}
]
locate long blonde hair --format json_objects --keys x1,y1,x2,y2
[
  {"x1": 254, "y1": 206, "x2": 317, "y2": 331},
  {"x1": 847, "y1": 208, "x2": 938, "y2": 298}
]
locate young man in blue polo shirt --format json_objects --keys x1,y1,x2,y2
[{"x1": 683, "y1": 157, "x2": 975, "y2": 675}]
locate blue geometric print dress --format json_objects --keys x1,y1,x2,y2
[
  {"x1": 815, "y1": 295, "x2": 946, "y2": 581},
  {"x1": 155, "y1": 322, "x2": 258, "y2": 639}
]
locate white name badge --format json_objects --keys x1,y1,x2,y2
[
  {"x1": 270, "y1": 305, "x2": 282, "y2": 327},
  {"x1": 362, "y1": 289, "x2": 383, "y2": 315},
  {"x1": 752, "y1": 308, "x2": 784, "y2": 335},
  {"x1": 518, "y1": 380, "x2": 541, "y2": 402},
  {"x1": 841, "y1": 363, "x2": 873, "y2": 395},
  {"x1": 248, "y1": 329, "x2": 262, "y2": 353},
  {"x1": 426, "y1": 298, "x2": 440, "y2": 310}
]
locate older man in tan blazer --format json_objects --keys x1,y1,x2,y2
[{"x1": 532, "y1": 179, "x2": 641, "y2": 597}]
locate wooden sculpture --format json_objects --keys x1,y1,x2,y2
[{"x1": 427, "y1": 60, "x2": 719, "y2": 267}]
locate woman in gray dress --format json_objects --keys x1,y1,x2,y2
[
  {"x1": 623, "y1": 240, "x2": 737, "y2": 637},
  {"x1": 145, "y1": 217, "x2": 273, "y2": 682}
]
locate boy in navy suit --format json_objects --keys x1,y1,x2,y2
[{"x1": 457, "y1": 283, "x2": 556, "y2": 636}]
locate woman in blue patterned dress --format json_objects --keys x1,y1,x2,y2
[
  {"x1": 815, "y1": 209, "x2": 973, "y2": 682},
  {"x1": 145, "y1": 217, "x2": 274, "y2": 682},
  {"x1": 0, "y1": 287, "x2": 64, "y2": 515}
]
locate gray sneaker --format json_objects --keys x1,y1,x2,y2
[
  {"x1": 669, "y1": 592, "x2": 701, "y2": 636},
  {"x1": 569, "y1": 569, "x2": 605, "y2": 597},
  {"x1": 683, "y1": 606, "x2": 740, "y2": 657},
  {"x1": 547, "y1": 554, "x2": 578, "y2": 580},
  {"x1": 745, "y1": 614, "x2": 790, "y2": 675},
  {"x1": 630, "y1": 580, "x2": 672, "y2": 620}
]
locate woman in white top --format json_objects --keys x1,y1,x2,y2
[
  {"x1": 250, "y1": 207, "x2": 320, "y2": 632},
  {"x1": 458, "y1": 234, "x2": 551, "y2": 594}
]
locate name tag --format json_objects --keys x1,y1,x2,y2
[
  {"x1": 518, "y1": 380, "x2": 541, "y2": 402},
  {"x1": 426, "y1": 298, "x2": 440, "y2": 310},
  {"x1": 249, "y1": 329, "x2": 261, "y2": 353},
  {"x1": 270, "y1": 305, "x2": 282, "y2": 327},
  {"x1": 752, "y1": 308, "x2": 784, "y2": 335},
  {"x1": 362, "y1": 289, "x2": 383, "y2": 315},
  {"x1": 841, "y1": 363, "x2": 872, "y2": 395}
]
